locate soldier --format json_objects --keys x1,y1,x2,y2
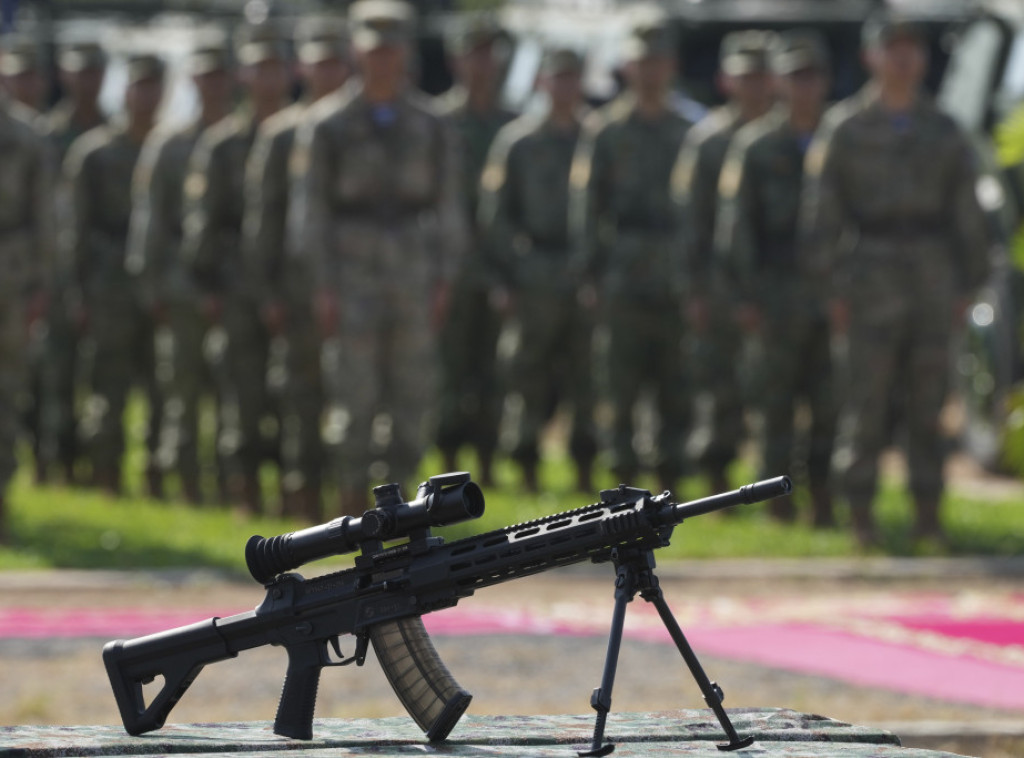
[
  {"x1": 244, "y1": 17, "x2": 351, "y2": 519},
  {"x1": 434, "y1": 15, "x2": 516, "y2": 485},
  {"x1": 570, "y1": 9, "x2": 693, "y2": 491},
  {"x1": 127, "y1": 41, "x2": 233, "y2": 504},
  {"x1": 478, "y1": 48, "x2": 596, "y2": 493},
  {"x1": 0, "y1": 91, "x2": 54, "y2": 543},
  {"x1": 294, "y1": 0, "x2": 465, "y2": 514},
  {"x1": 803, "y1": 12, "x2": 991, "y2": 548},
  {"x1": 38, "y1": 41, "x2": 107, "y2": 485},
  {"x1": 183, "y1": 24, "x2": 291, "y2": 512},
  {"x1": 672, "y1": 30, "x2": 775, "y2": 495},
  {"x1": 64, "y1": 54, "x2": 166, "y2": 496},
  {"x1": 716, "y1": 31, "x2": 836, "y2": 525},
  {"x1": 0, "y1": 36, "x2": 47, "y2": 113}
]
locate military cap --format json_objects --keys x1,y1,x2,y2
[
  {"x1": 295, "y1": 16, "x2": 348, "y2": 64},
  {"x1": 126, "y1": 53, "x2": 165, "y2": 84},
  {"x1": 186, "y1": 41, "x2": 231, "y2": 76},
  {"x1": 771, "y1": 30, "x2": 830, "y2": 75},
  {"x1": 234, "y1": 23, "x2": 289, "y2": 66},
  {"x1": 349, "y1": 0, "x2": 415, "y2": 51},
  {"x1": 621, "y1": 6, "x2": 676, "y2": 62},
  {"x1": 0, "y1": 37, "x2": 40, "y2": 77},
  {"x1": 58, "y1": 41, "x2": 106, "y2": 72},
  {"x1": 861, "y1": 9, "x2": 925, "y2": 49},
  {"x1": 541, "y1": 47, "x2": 584, "y2": 77},
  {"x1": 447, "y1": 13, "x2": 506, "y2": 57},
  {"x1": 719, "y1": 30, "x2": 775, "y2": 76}
]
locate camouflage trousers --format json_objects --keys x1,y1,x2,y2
[
  {"x1": 747, "y1": 301, "x2": 836, "y2": 488},
  {"x1": 436, "y1": 273, "x2": 503, "y2": 463},
  {"x1": 155, "y1": 300, "x2": 210, "y2": 486},
  {"x1": 0, "y1": 297, "x2": 28, "y2": 491},
  {"x1": 78, "y1": 297, "x2": 161, "y2": 475},
  {"x1": 218, "y1": 296, "x2": 277, "y2": 482},
  {"x1": 322, "y1": 287, "x2": 437, "y2": 494},
  {"x1": 833, "y1": 255, "x2": 956, "y2": 506},
  {"x1": 36, "y1": 300, "x2": 80, "y2": 474},
  {"x1": 277, "y1": 299, "x2": 324, "y2": 496},
  {"x1": 507, "y1": 290, "x2": 596, "y2": 467},
  {"x1": 688, "y1": 291, "x2": 746, "y2": 474},
  {"x1": 602, "y1": 296, "x2": 691, "y2": 481}
]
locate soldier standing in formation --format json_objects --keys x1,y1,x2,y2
[
  {"x1": 479, "y1": 48, "x2": 596, "y2": 493},
  {"x1": 0, "y1": 37, "x2": 46, "y2": 113},
  {"x1": 571, "y1": 10, "x2": 693, "y2": 491},
  {"x1": 128, "y1": 42, "x2": 232, "y2": 504},
  {"x1": 804, "y1": 13, "x2": 991, "y2": 547},
  {"x1": 0, "y1": 90, "x2": 54, "y2": 543},
  {"x1": 296, "y1": 0, "x2": 465, "y2": 514},
  {"x1": 64, "y1": 54, "x2": 166, "y2": 496},
  {"x1": 716, "y1": 31, "x2": 836, "y2": 525},
  {"x1": 244, "y1": 18, "x2": 351, "y2": 519},
  {"x1": 40, "y1": 42, "x2": 107, "y2": 486},
  {"x1": 672, "y1": 30, "x2": 775, "y2": 495},
  {"x1": 435, "y1": 16, "x2": 516, "y2": 485},
  {"x1": 183, "y1": 25, "x2": 291, "y2": 513}
]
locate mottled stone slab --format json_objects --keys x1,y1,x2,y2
[{"x1": 0, "y1": 710, "x2": 962, "y2": 758}]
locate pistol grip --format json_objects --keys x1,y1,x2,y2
[{"x1": 274, "y1": 640, "x2": 325, "y2": 740}]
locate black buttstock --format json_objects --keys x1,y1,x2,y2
[{"x1": 103, "y1": 618, "x2": 236, "y2": 736}]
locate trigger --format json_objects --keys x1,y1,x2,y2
[{"x1": 329, "y1": 636, "x2": 344, "y2": 661}]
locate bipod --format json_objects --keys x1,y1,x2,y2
[{"x1": 577, "y1": 547, "x2": 755, "y2": 756}]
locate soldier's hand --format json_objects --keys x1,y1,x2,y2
[
  {"x1": 577, "y1": 283, "x2": 598, "y2": 310},
  {"x1": 201, "y1": 296, "x2": 223, "y2": 325},
  {"x1": 263, "y1": 300, "x2": 287, "y2": 336},
  {"x1": 687, "y1": 297, "x2": 710, "y2": 332},
  {"x1": 829, "y1": 299, "x2": 850, "y2": 336},
  {"x1": 26, "y1": 290, "x2": 49, "y2": 327},
  {"x1": 315, "y1": 290, "x2": 339, "y2": 337},
  {"x1": 736, "y1": 303, "x2": 761, "y2": 334},
  {"x1": 431, "y1": 282, "x2": 452, "y2": 332}
]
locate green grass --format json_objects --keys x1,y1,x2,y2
[{"x1": 3, "y1": 443, "x2": 1023, "y2": 574}]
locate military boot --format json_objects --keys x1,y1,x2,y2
[
  {"x1": 849, "y1": 499, "x2": 878, "y2": 550},
  {"x1": 912, "y1": 496, "x2": 947, "y2": 551},
  {"x1": 769, "y1": 494, "x2": 797, "y2": 523},
  {"x1": 181, "y1": 471, "x2": 203, "y2": 506},
  {"x1": 145, "y1": 465, "x2": 165, "y2": 501},
  {"x1": 94, "y1": 465, "x2": 122, "y2": 498},
  {"x1": 809, "y1": 484, "x2": 835, "y2": 529},
  {"x1": 230, "y1": 473, "x2": 263, "y2": 514},
  {"x1": 478, "y1": 451, "x2": 495, "y2": 488},
  {"x1": 521, "y1": 462, "x2": 539, "y2": 494}
]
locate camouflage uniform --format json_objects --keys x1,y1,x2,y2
[
  {"x1": 716, "y1": 35, "x2": 837, "y2": 525},
  {"x1": 478, "y1": 50, "x2": 596, "y2": 488},
  {"x1": 0, "y1": 95, "x2": 54, "y2": 535},
  {"x1": 803, "y1": 17, "x2": 991, "y2": 540},
  {"x1": 292, "y1": 0, "x2": 465, "y2": 505},
  {"x1": 434, "y1": 19, "x2": 516, "y2": 480},
  {"x1": 128, "y1": 45, "x2": 230, "y2": 503},
  {"x1": 671, "y1": 31, "x2": 775, "y2": 490},
  {"x1": 0, "y1": 36, "x2": 46, "y2": 113},
  {"x1": 183, "y1": 29, "x2": 289, "y2": 509},
  {"x1": 570, "y1": 17, "x2": 694, "y2": 486},
  {"x1": 39, "y1": 43, "x2": 107, "y2": 482},
  {"x1": 64, "y1": 55, "x2": 165, "y2": 494},
  {"x1": 243, "y1": 22, "x2": 349, "y2": 518}
]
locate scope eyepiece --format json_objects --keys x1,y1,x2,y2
[{"x1": 245, "y1": 473, "x2": 485, "y2": 584}]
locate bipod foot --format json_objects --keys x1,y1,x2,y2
[
  {"x1": 578, "y1": 743, "x2": 615, "y2": 757},
  {"x1": 718, "y1": 735, "x2": 755, "y2": 752}
]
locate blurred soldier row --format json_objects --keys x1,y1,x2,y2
[{"x1": 0, "y1": 1, "x2": 991, "y2": 550}]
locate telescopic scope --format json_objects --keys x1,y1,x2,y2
[{"x1": 246, "y1": 472, "x2": 485, "y2": 584}]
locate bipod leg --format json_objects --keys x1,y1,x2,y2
[
  {"x1": 641, "y1": 583, "x2": 754, "y2": 751},
  {"x1": 578, "y1": 561, "x2": 635, "y2": 757}
]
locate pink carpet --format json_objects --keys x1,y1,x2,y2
[{"x1": 3, "y1": 592, "x2": 1023, "y2": 712}]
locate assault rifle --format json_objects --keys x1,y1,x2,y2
[{"x1": 104, "y1": 472, "x2": 791, "y2": 755}]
